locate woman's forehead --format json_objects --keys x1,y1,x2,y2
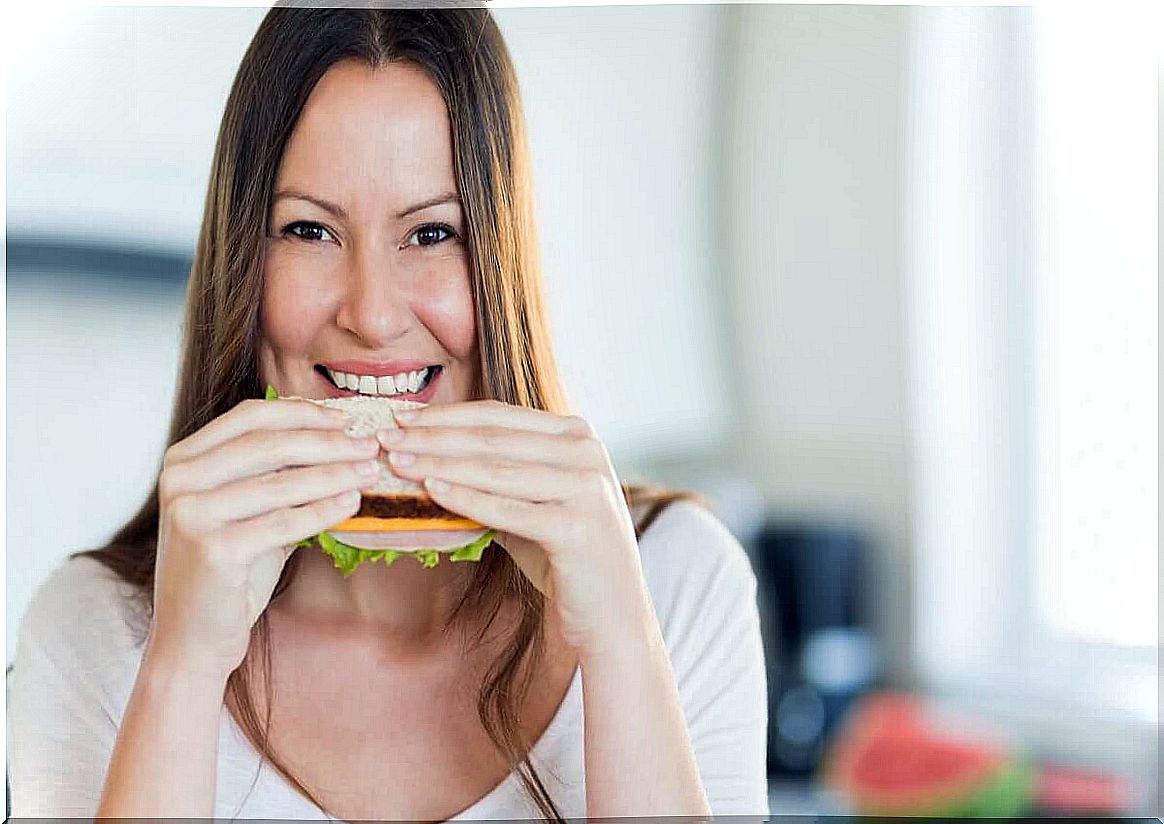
[{"x1": 274, "y1": 60, "x2": 458, "y2": 213}]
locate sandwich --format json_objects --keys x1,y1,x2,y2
[{"x1": 265, "y1": 386, "x2": 496, "y2": 576}]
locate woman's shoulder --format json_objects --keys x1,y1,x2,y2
[
  {"x1": 16, "y1": 554, "x2": 149, "y2": 663},
  {"x1": 634, "y1": 497, "x2": 759, "y2": 621},
  {"x1": 636, "y1": 496, "x2": 755, "y2": 573},
  {"x1": 9, "y1": 556, "x2": 149, "y2": 773}
]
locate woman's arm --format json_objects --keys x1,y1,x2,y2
[
  {"x1": 647, "y1": 505, "x2": 770, "y2": 815},
  {"x1": 95, "y1": 643, "x2": 228, "y2": 818},
  {"x1": 565, "y1": 500, "x2": 771, "y2": 818},
  {"x1": 577, "y1": 584, "x2": 712, "y2": 819}
]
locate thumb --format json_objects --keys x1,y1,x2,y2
[
  {"x1": 494, "y1": 532, "x2": 551, "y2": 597},
  {"x1": 245, "y1": 543, "x2": 297, "y2": 625}
]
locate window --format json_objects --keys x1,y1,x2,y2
[
  {"x1": 904, "y1": 5, "x2": 1156, "y2": 771},
  {"x1": 1031, "y1": 4, "x2": 1157, "y2": 654}
]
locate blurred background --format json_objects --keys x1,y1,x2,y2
[{"x1": 5, "y1": 3, "x2": 1158, "y2": 817}]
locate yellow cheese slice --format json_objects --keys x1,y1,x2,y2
[{"x1": 329, "y1": 516, "x2": 484, "y2": 532}]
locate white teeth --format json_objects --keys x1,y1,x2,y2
[{"x1": 326, "y1": 367, "x2": 433, "y2": 396}]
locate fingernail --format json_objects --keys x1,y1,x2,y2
[
  {"x1": 425, "y1": 477, "x2": 449, "y2": 494},
  {"x1": 394, "y1": 411, "x2": 417, "y2": 424},
  {"x1": 388, "y1": 451, "x2": 415, "y2": 467},
  {"x1": 379, "y1": 427, "x2": 404, "y2": 445}
]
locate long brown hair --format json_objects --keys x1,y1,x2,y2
[{"x1": 75, "y1": 5, "x2": 701, "y2": 820}]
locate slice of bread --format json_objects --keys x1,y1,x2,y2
[{"x1": 304, "y1": 395, "x2": 427, "y2": 497}]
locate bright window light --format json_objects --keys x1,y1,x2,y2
[{"x1": 1031, "y1": 6, "x2": 1157, "y2": 649}]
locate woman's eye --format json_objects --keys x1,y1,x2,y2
[
  {"x1": 407, "y1": 223, "x2": 456, "y2": 247},
  {"x1": 282, "y1": 221, "x2": 336, "y2": 243}
]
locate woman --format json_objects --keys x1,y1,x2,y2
[{"x1": 8, "y1": 5, "x2": 768, "y2": 820}]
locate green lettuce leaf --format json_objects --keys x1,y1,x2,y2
[
  {"x1": 265, "y1": 384, "x2": 279, "y2": 400},
  {"x1": 449, "y1": 530, "x2": 494, "y2": 562},
  {"x1": 414, "y1": 549, "x2": 440, "y2": 569},
  {"x1": 305, "y1": 529, "x2": 496, "y2": 577}
]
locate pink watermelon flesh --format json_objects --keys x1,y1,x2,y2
[
  {"x1": 825, "y1": 692, "x2": 1031, "y2": 817},
  {"x1": 1035, "y1": 764, "x2": 1134, "y2": 814},
  {"x1": 845, "y1": 735, "x2": 1002, "y2": 813},
  {"x1": 851, "y1": 737, "x2": 998, "y2": 793}
]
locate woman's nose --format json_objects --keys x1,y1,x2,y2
[{"x1": 334, "y1": 248, "x2": 413, "y2": 347}]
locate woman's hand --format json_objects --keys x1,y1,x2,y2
[
  {"x1": 148, "y1": 397, "x2": 381, "y2": 681},
  {"x1": 378, "y1": 400, "x2": 651, "y2": 657}
]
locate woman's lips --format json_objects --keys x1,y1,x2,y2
[{"x1": 316, "y1": 365, "x2": 442, "y2": 403}]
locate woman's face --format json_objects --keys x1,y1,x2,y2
[{"x1": 259, "y1": 59, "x2": 477, "y2": 405}]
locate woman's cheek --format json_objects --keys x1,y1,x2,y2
[
  {"x1": 417, "y1": 270, "x2": 477, "y2": 358},
  {"x1": 261, "y1": 260, "x2": 338, "y2": 353}
]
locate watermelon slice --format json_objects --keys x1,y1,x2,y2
[
  {"x1": 1034, "y1": 763, "x2": 1135, "y2": 815},
  {"x1": 821, "y1": 692, "x2": 1034, "y2": 817}
]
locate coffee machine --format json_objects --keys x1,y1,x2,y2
[{"x1": 750, "y1": 521, "x2": 883, "y2": 777}]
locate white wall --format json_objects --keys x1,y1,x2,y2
[
  {"x1": 6, "y1": 6, "x2": 268, "y2": 249},
  {"x1": 5, "y1": 283, "x2": 185, "y2": 663},
  {"x1": 717, "y1": 5, "x2": 915, "y2": 683}
]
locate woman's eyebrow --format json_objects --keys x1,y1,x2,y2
[
  {"x1": 272, "y1": 190, "x2": 348, "y2": 220},
  {"x1": 395, "y1": 191, "x2": 461, "y2": 219},
  {"x1": 271, "y1": 189, "x2": 461, "y2": 220}
]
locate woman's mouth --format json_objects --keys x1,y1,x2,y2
[{"x1": 314, "y1": 364, "x2": 442, "y2": 401}]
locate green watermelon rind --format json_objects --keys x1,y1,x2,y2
[{"x1": 950, "y1": 757, "x2": 1034, "y2": 818}]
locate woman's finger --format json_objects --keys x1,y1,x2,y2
[
  {"x1": 421, "y1": 477, "x2": 562, "y2": 545},
  {"x1": 164, "y1": 427, "x2": 380, "y2": 497},
  {"x1": 178, "y1": 459, "x2": 380, "y2": 525},
  {"x1": 165, "y1": 397, "x2": 349, "y2": 466},
  {"x1": 396, "y1": 399, "x2": 591, "y2": 436},
  {"x1": 377, "y1": 424, "x2": 598, "y2": 468},
  {"x1": 218, "y1": 489, "x2": 364, "y2": 554},
  {"x1": 388, "y1": 451, "x2": 596, "y2": 503}
]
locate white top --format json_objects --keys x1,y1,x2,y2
[{"x1": 8, "y1": 500, "x2": 770, "y2": 819}]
